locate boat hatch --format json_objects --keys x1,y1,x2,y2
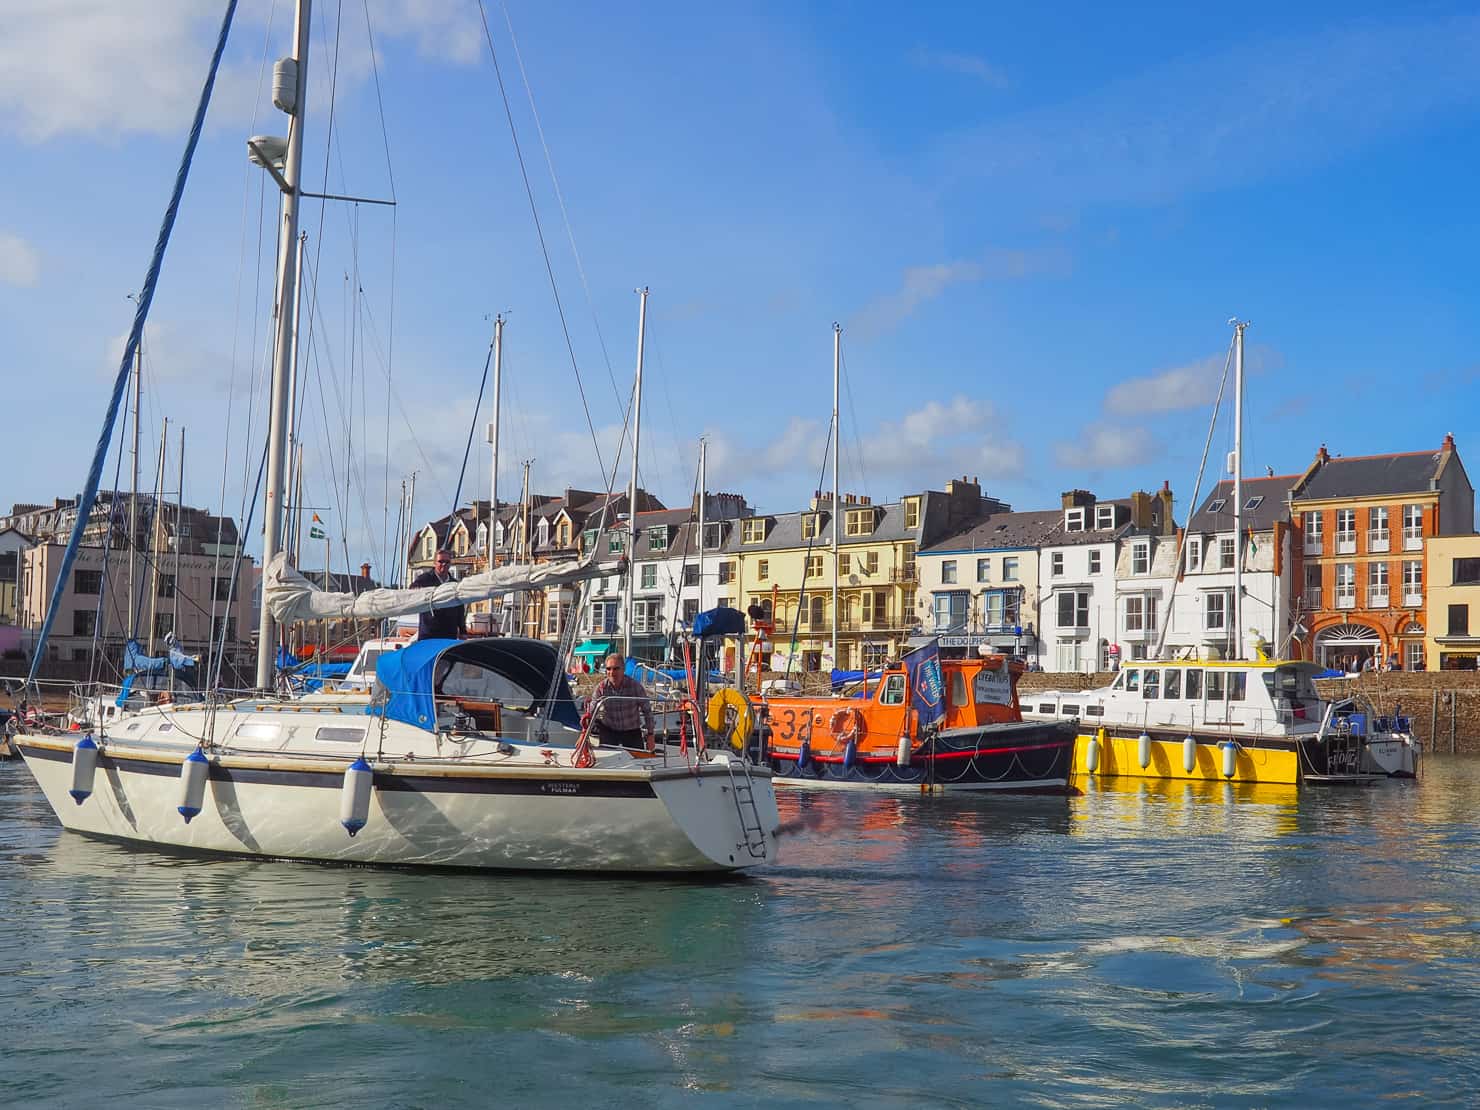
[
  {"x1": 315, "y1": 726, "x2": 365, "y2": 743},
  {"x1": 236, "y1": 721, "x2": 281, "y2": 741}
]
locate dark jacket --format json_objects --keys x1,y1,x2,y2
[{"x1": 411, "y1": 569, "x2": 466, "y2": 640}]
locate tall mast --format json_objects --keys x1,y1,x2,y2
[
  {"x1": 404, "y1": 471, "x2": 417, "y2": 587},
  {"x1": 254, "y1": 0, "x2": 312, "y2": 691},
  {"x1": 697, "y1": 437, "x2": 707, "y2": 617},
  {"x1": 831, "y1": 322, "x2": 840, "y2": 673},
  {"x1": 127, "y1": 318, "x2": 142, "y2": 636},
  {"x1": 284, "y1": 229, "x2": 307, "y2": 559},
  {"x1": 1231, "y1": 319, "x2": 1247, "y2": 660},
  {"x1": 172, "y1": 425, "x2": 184, "y2": 664},
  {"x1": 488, "y1": 314, "x2": 503, "y2": 568},
  {"x1": 625, "y1": 286, "x2": 648, "y2": 659},
  {"x1": 146, "y1": 419, "x2": 167, "y2": 655}
]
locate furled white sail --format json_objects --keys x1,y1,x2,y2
[{"x1": 263, "y1": 551, "x2": 613, "y2": 626}]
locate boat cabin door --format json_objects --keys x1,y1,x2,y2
[
  {"x1": 1200, "y1": 669, "x2": 1249, "y2": 728},
  {"x1": 874, "y1": 670, "x2": 912, "y2": 739}
]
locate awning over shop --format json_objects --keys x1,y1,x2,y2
[{"x1": 573, "y1": 639, "x2": 614, "y2": 658}]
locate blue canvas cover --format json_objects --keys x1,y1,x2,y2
[
  {"x1": 373, "y1": 638, "x2": 581, "y2": 732},
  {"x1": 691, "y1": 606, "x2": 744, "y2": 639},
  {"x1": 123, "y1": 637, "x2": 196, "y2": 676}
]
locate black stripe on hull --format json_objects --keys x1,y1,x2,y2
[{"x1": 18, "y1": 742, "x2": 657, "y2": 799}]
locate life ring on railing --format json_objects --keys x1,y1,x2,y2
[
  {"x1": 828, "y1": 706, "x2": 864, "y2": 746},
  {"x1": 705, "y1": 688, "x2": 755, "y2": 751}
]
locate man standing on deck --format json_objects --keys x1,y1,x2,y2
[
  {"x1": 586, "y1": 653, "x2": 655, "y2": 752},
  {"x1": 411, "y1": 548, "x2": 466, "y2": 640}
]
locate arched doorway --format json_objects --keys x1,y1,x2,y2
[{"x1": 1315, "y1": 623, "x2": 1381, "y2": 672}]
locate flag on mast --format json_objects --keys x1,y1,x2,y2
[{"x1": 309, "y1": 512, "x2": 325, "y2": 541}]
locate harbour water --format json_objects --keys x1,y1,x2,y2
[{"x1": 3, "y1": 757, "x2": 1478, "y2": 1108}]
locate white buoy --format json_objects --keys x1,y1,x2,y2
[
  {"x1": 896, "y1": 735, "x2": 911, "y2": 768},
  {"x1": 1138, "y1": 731, "x2": 1152, "y2": 770},
  {"x1": 1085, "y1": 733, "x2": 1101, "y2": 774},
  {"x1": 1221, "y1": 740, "x2": 1238, "y2": 779},
  {"x1": 69, "y1": 734, "x2": 99, "y2": 805},
  {"x1": 1182, "y1": 735, "x2": 1197, "y2": 774},
  {"x1": 177, "y1": 747, "x2": 209, "y2": 823},
  {"x1": 340, "y1": 757, "x2": 373, "y2": 837}
]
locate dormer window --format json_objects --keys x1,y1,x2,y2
[
  {"x1": 903, "y1": 498, "x2": 921, "y2": 530},
  {"x1": 1208, "y1": 498, "x2": 1226, "y2": 513},
  {"x1": 801, "y1": 513, "x2": 822, "y2": 540},
  {"x1": 496, "y1": 522, "x2": 507, "y2": 548},
  {"x1": 845, "y1": 508, "x2": 875, "y2": 536},
  {"x1": 1095, "y1": 505, "x2": 1115, "y2": 530},
  {"x1": 1244, "y1": 496, "x2": 1264, "y2": 511},
  {"x1": 703, "y1": 523, "x2": 723, "y2": 550},
  {"x1": 537, "y1": 519, "x2": 550, "y2": 546},
  {"x1": 742, "y1": 518, "x2": 767, "y2": 544},
  {"x1": 475, "y1": 522, "x2": 488, "y2": 552},
  {"x1": 1065, "y1": 507, "x2": 1086, "y2": 532},
  {"x1": 647, "y1": 525, "x2": 668, "y2": 552}
]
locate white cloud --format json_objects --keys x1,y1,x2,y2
[
  {"x1": 0, "y1": 231, "x2": 40, "y2": 286},
  {"x1": 1054, "y1": 426, "x2": 1158, "y2": 471},
  {"x1": 1104, "y1": 344, "x2": 1284, "y2": 415},
  {"x1": 0, "y1": 1, "x2": 483, "y2": 141},
  {"x1": 853, "y1": 246, "x2": 1071, "y2": 336},
  {"x1": 908, "y1": 47, "x2": 1010, "y2": 89},
  {"x1": 862, "y1": 396, "x2": 1027, "y2": 487}
]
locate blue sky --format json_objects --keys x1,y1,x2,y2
[{"x1": 3, "y1": 1, "x2": 1479, "y2": 578}]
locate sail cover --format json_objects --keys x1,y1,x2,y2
[{"x1": 263, "y1": 551, "x2": 612, "y2": 626}]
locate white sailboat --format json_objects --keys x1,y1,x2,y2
[{"x1": 15, "y1": 0, "x2": 779, "y2": 873}]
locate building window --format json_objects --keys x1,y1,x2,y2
[
  {"x1": 640, "y1": 564, "x2": 657, "y2": 590},
  {"x1": 755, "y1": 559, "x2": 769, "y2": 582},
  {"x1": 1095, "y1": 505, "x2": 1115, "y2": 529},
  {"x1": 683, "y1": 565, "x2": 699, "y2": 587},
  {"x1": 976, "y1": 557, "x2": 990, "y2": 582},
  {"x1": 902, "y1": 542, "x2": 916, "y2": 579},
  {"x1": 862, "y1": 589, "x2": 887, "y2": 625},
  {"x1": 1219, "y1": 536, "x2": 1236, "y2": 570},
  {"x1": 633, "y1": 599, "x2": 662, "y2": 633},
  {"x1": 682, "y1": 598, "x2": 699, "y2": 624},
  {"x1": 1368, "y1": 506, "x2": 1390, "y2": 551},
  {"x1": 809, "y1": 595, "x2": 825, "y2": 627},
  {"x1": 1002, "y1": 557, "x2": 1019, "y2": 581},
  {"x1": 903, "y1": 499, "x2": 920, "y2": 530},
  {"x1": 580, "y1": 527, "x2": 596, "y2": 552},
  {"x1": 546, "y1": 601, "x2": 571, "y2": 635},
  {"x1": 801, "y1": 514, "x2": 821, "y2": 540},
  {"x1": 1448, "y1": 604, "x2": 1468, "y2": 637},
  {"x1": 845, "y1": 509, "x2": 874, "y2": 536},
  {"x1": 212, "y1": 616, "x2": 238, "y2": 644},
  {"x1": 702, "y1": 523, "x2": 723, "y2": 550},
  {"x1": 1131, "y1": 541, "x2": 1149, "y2": 575},
  {"x1": 1088, "y1": 550, "x2": 1101, "y2": 575},
  {"x1": 213, "y1": 575, "x2": 232, "y2": 601},
  {"x1": 158, "y1": 573, "x2": 176, "y2": 598},
  {"x1": 1335, "y1": 563, "x2": 1356, "y2": 608},
  {"x1": 718, "y1": 561, "x2": 734, "y2": 585},
  {"x1": 1244, "y1": 496, "x2": 1264, "y2": 511},
  {"x1": 933, "y1": 592, "x2": 968, "y2": 632},
  {"x1": 806, "y1": 555, "x2": 823, "y2": 578},
  {"x1": 1304, "y1": 564, "x2": 1322, "y2": 608},
  {"x1": 1125, "y1": 595, "x2": 1157, "y2": 633},
  {"x1": 73, "y1": 609, "x2": 97, "y2": 637},
  {"x1": 1402, "y1": 504, "x2": 1423, "y2": 549},
  {"x1": 536, "y1": 519, "x2": 550, "y2": 547},
  {"x1": 941, "y1": 560, "x2": 958, "y2": 584},
  {"x1": 1406, "y1": 642, "x2": 1425, "y2": 671},
  {"x1": 1065, "y1": 507, "x2": 1085, "y2": 532},
  {"x1": 863, "y1": 551, "x2": 879, "y2": 575},
  {"x1": 839, "y1": 553, "x2": 851, "y2": 576},
  {"x1": 1056, "y1": 590, "x2": 1089, "y2": 629},
  {"x1": 590, "y1": 600, "x2": 618, "y2": 634},
  {"x1": 74, "y1": 569, "x2": 102, "y2": 595},
  {"x1": 1204, "y1": 591, "x2": 1226, "y2": 631},
  {"x1": 647, "y1": 526, "x2": 668, "y2": 552},
  {"x1": 1403, "y1": 560, "x2": 1422, "y2": 604},
  {"x1": 1304, "y1": 512, "x2": 1323, "y2": 554},
  {"x1": 423, "y1": 534, "x2": 435, "y2": 560},
  {"x1": 607, "y1": 534, "x2": 624, "y2": 554},
  {"x1": 1186, "y1": 536, "x2": 1203, "y2": 572},
  {"x1": 1368, "y1": 562, "x2": 1389, "y2": 605},
  {"x1": 154, "y1": 612, "x2": 174, "y2": 639},
  {"x1": 1050, "y1": 552, "x2": 1064, "y2": 577},
  {"x1": 742, "y1": 519, "x2": 766, "y2": 544},
  {"x1": 1454, "y1": 558, "x2": 1480, "y2": 586},
  {"x1": 1336, "y1": 509, "x2": 1357, "y2": 554}
]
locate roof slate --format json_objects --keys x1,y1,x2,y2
[
  {"x1": 1295, "y1": 451, "x2": 1442, "y2": 502},
  {"x1": 1187, "y1": 475, "x2": 1298, "y2": 533}
]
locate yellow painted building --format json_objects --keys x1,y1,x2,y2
[{"x1": 1424, "y1": 534, "x2": 1480, "y2": 670}]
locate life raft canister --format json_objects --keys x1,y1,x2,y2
[{"x1": 705, "y1": 688, "x2": 755, "y2": 751}]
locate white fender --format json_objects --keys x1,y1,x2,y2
[
  {"x1": 1137, "y1": 731, "x2": 1152, "y2": 770},
  {"x1": 1085, "y1": 731, "x2": 1101, "y2": 774},
  {"x1": 896, "y1": 734, "x2": 911, "y2": 768},
  {"x1": 177, "y1": 748, "x2": 210, "y2": 823},
  {"x1": 340, "y1": 757, "x2": 374, "y2": 837},
  {"x1": 1182, "y1": 735, "x2": 1197, "y2": 774},
  {"x1": 69, "y1": 735, "x2": 99, "y2": 805},
  {"x1": 1221, "y1": 740, "x2": 1238, "y2": 779}
]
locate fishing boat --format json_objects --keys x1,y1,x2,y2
[
  {"x1": 1021, "y1": 655, "x2": 1418, "y2": 785},
  {"x1": 752, "y1": 642, "x2": 1076, "y2": 793},
  {"x1": 14, "y1": 0, "x2": 780, "y2": 874}
]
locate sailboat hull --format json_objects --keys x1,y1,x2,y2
[{"x1": 17, "y1": 736, "x2": 777, "y2": 873}]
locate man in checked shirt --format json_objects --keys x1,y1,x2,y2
[{"x1": 586, "y1": 653, "x2": 655, "y2": 752}]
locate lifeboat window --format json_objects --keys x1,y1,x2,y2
[
  {"x1": 880, "y1": 674, "x2": 907, "y2": 706},
  {"x1": 236, "y1": 722, "x2": 281, "y2": 741},
  {"x1": 1163, "y1": 669, "x2": 1181, "y2": 699},
  {"x1": 1142, "y1": 670, "x2": 1160, "y2": 699},
  {"x1": 1229, "y1": 672, "x2": 1248, "y2": 701},
  {"x1": 1084, "y1": 704, "x2": 1104, "y2": 717},
  {"x1": 1038, "y1": 703, "x2": 1056, "y2": 715},
  {"x1": 1124, "y1": 669, "x2": 1140, "y2": 692},
  {"x1": 315, "y1": 726, "x2": 365, "y2": 743},
  {"x1": 1185, "y1": 669, "x2": 1202, "y2": 699},
  {"x1": 1061, "y1": 704, "x2": 1080, "y2": 716},
  {"x1": 1206, "y1": 670, "x2": 1226, "y2": 702},
  {"x1": 949, "y1": 671, "x2": 968, "y2": 707}
]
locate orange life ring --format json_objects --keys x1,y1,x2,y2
[{"x1": 828, "y1": 706, "x2": 864, "y2": 746}]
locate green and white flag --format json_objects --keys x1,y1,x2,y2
[{"x1": 310, "y1": 512, "x2": 326, "y2": 540}]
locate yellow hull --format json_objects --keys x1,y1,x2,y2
[{"x1": 1071, "y1": 730, "x2": 1301, "y2": 786}]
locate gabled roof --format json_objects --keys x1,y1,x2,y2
[
  {"x1": 920, "y1": 509, "x2": 1061, "y2": 554},
  {"x1": 731, "y1": 500, "x2": 921, "y2": 553},
  {"x1": 1294, "y1": 450, "x2": 1446, "y2": 502},
  {"x1": 1188, "y1": 475, "x2": 1298, "y2": 532}
]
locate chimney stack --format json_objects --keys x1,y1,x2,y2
[{"x1": 1316, "y1": 443, "x2": 1330, "y2": 464}]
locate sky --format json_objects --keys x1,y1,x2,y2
[{"x1": 3, "y1": 0, "x2": 1480, "y2": 580}]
